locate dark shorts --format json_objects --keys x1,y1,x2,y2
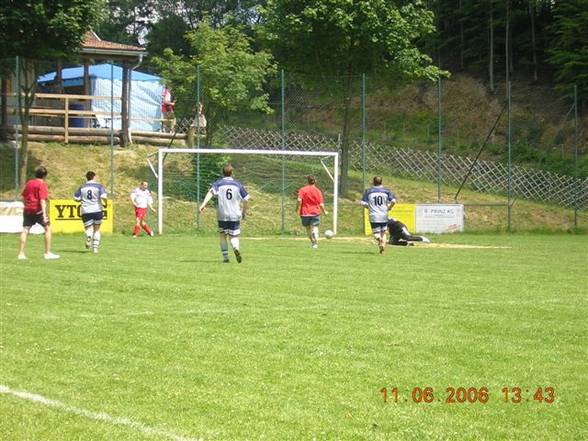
[
  {"x1": 370, "y1": 222, "x2": 388, "y2": 234},
  {"x1": 82, "y1": 211, "x2": 104, "y2": 227},
  {"x1": 301, "y1": 216, "x2": 320, "y2": 227},
  {"x1": 218, "y1": 220, "x2": 241, "y2": 236},
  {"x1": 23, "y1": 212, "x2": 48, "y2": 228}
]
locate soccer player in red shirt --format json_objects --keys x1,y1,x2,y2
[
  {"x1": 17, "y1": 166, "x2": 60, "y2": 260},
  {"x1": 296, "y1": 175, "x2": 328, "y2": 249}
]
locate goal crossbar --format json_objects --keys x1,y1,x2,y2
[{"x1": 156, "y1": 148, "x2": 339, "y2": 234}]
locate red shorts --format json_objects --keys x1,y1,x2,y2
[{"x1": 135, "y1": 207, "x2": 147, "y2": 220}]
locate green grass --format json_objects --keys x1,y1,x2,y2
[{"x1": 1, "y1": 233, "x2": 586, "y2": 440}]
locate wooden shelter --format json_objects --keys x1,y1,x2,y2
[
  {"x1": 76, "y1": 30, "x2": 147, "y2": 146},
  {"x1": 1, "y1": 31, "x2": 186, "y2": 147}
]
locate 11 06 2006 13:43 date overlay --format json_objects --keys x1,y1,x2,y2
[{"x1": 379, "y1": 386, "x2": 556, "y2": 404}]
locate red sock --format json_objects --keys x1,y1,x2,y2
[
  {"x1": 133, "y1": 225, "x2": 140, "y2": 236},
  {"x1": 142, "y1": 224, "x2": 152, "y2": 235}
]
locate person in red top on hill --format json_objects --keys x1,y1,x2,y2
[
  {"x1": 161, "y1": 85, "x2": 176, "y2": 132},
  {"x1": 296, "y1": 175, "x2": 328, "y2": 249},
  {"x1": 17, "y1": 166, "x2": 60, "y2": 260}
]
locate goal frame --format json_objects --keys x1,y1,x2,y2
[{"x1": 156, "y1": 148, "x2": 339, "y2": 235}]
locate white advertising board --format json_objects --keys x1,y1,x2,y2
[
  {"x1": 415, "y1": 204, "x2": 464, "y2": 233},
  {"x1": 0, "y1": 201, "x2": 44, "y2": 234}
]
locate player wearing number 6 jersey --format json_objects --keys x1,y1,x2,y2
[
  {"x1": 361, "y1": 176, "x2": 396, "y2": 253},
  {"x1": 199, "y1": 164, "x2": 249, "y2": 263},
  {"x1": 73, "y1": 171, "x2": 107, "y2": 253}
]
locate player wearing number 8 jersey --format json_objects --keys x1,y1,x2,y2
[
  {"x1": 199, "y1": 164, "x2": 249, "y2": 263},
  {"x1": 361, "y1": 176, "x2": 396, "y2": 253},
  {"x1": 73, "y1": 171, "x2": 107, "y2": 253}
]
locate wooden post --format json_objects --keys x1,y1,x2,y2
[
  {"x1": 83, "y1": 61, "x2": 90, "y2": 128},
  {"x1": 56, "y1": 60, "x2": 63, "y2": 93},
  {"x1": 121, "y1": 62, "x2": 129, "y2": 147},
  {"x1": 64, "y1": 96, "x2": 69, "y2": 144}
]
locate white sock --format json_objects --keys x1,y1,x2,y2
[
  {"x1": 230, "y1": 236, "x2": 240, "y2": 251},
  {"x1": 311, "y1": 226, "x2": 319, "y2": 242},
  {"x1": 85, "y1": 227, "x2": 93, "y2": 242},
  {"x1": 220, "y1": 235, "x2": 229, "y2": 259},
  {"x1": 92, "y1": 231, "x2": 101, "y2": 249}
]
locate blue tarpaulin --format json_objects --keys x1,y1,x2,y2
[
  {"x1": 37, "y1": 64, "x2": 163, "y2": 131},
  {"x1": 38, "y1": 64, "x2": 160, "y2": 86}
]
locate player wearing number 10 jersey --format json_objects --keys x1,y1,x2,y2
[
  {"x1": 199, "y1": 164, "x2": 249, "y2": 263},
  {"x1": 361, "y1": 176, "x2": 396, "y2": 254},
  {"x1": 73, "y1": 171, "x2": 107, "y2": 253}
]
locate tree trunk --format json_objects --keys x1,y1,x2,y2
[
  {"x1": 489, "y1": 0, "x2": 495, "y2": 93},
  {"x1": 459, "y1": 0, "x2": 464, "y2": 70},
  {"x1": 529, "y1": 1, "x2": 538, "y2": 82},
  {"x1": 18, "y1": 59, "x2": 38, "y2": 185},
  {"x1": 339, "y1": 70, "x2": 354, "y2": 197},
  {"x1": 0, "y1": 78, "x2": 7, "y2": 141}
]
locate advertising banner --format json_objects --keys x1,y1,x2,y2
[
  {"x1": 50, "y1": 199, "x2": 113, "y2": 233},
  {"x1": 364, "y1": 204, "x2": 416, "y2": 235},
  {"x1": 415, "y1": 204, "x2": 464, "y2": 233}
]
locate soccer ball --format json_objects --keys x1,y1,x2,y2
[{"x1": 324, "y1": 229, "x2": 334, "y2": 239}]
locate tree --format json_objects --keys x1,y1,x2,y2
[
  {"x1": 0, "y1": 0, "x2": 102, "y2": 184},
  {"x1": 145, "y1": 15, "x2": 192, "y2": 59},
  {"x1": 150, "y1": 0, "x2": 264, "y2": 30},
  {"x1": 547, "y1": 0, "x2": 588, "y2": 106},
  {"x1": 260, "y1": 0, "x2": 446, "y2": 195},
  {"x1": 143, "y1": 1, "x2": 266, "y2": 73},
  {"x1": 95, "y1": 0, "x2": 155, "y2": 46},
  {"x1": 152, "y1": 19, "x2": 276, "y2": 145}
]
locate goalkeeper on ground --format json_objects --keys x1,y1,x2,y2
[{"x1": 387, "y1": 218, "x2": 431, "y2": 246}]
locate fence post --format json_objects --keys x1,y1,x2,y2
[
  {"x1": 196, "y1": 64, "x2": 201, "y2": 230},
  {"x1": 15, "y1": 56, "x2": 20, "y2": 196},
  {"x1": 281, "y1": 69, "x2": 286, "y2": 233},
  {"x1": 361, "y1": 73, "x2": 366, "y2": 191},
  {"x1": 437, "y1": 76, "x2": 443, "y2": 202},
  {"x1": 574, "y1": 84, "x2": 579, "y2": 228},
  {"x1": 507, "y1": 81, "x2": 512, "y2": 232},
  {"x1": 109, "y1": 62, "x2": 114, "y2": 194},
  {"x1": 64, "y1": 96, "x2": 69, "y2": 144},
  {"x1": 196, "y1": 64, "x2": 201, "y2": 149}
]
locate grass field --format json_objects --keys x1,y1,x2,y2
[{"x1": 1, "y1": 232, "x2": 587, "y2": 440}]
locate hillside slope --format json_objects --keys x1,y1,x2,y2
[{"x1": 277, "y1": 75, "x2": 588, "y2": 178}]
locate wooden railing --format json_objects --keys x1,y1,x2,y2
[
  {"x1": 6, "y1": 92, "x2": 185, "y2": 145},
  {"x1": 9, "y1": 92, "x2": 121, "y2": 143}
]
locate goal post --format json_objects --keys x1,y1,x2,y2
[{"x1": 156, "y1": 148, "x2": 339, "y2": 235}]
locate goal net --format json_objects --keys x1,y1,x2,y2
[{"x1": 152, "y1": 148, "x2": 339, "y2": 235}]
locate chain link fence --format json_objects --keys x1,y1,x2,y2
[{"x1": 209, "y1": 124, "x2": 587, "y2": 210}]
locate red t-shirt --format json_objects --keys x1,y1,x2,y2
[
  {"x1": 22, "y1": 179, "x2": 48, "y2": 214},
  {"x1": 161, "y1": 89, "x2": 174, "y2": 113},
  {"x1": 298, "y1": 185, "x2": 324, "y2": 216}
]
